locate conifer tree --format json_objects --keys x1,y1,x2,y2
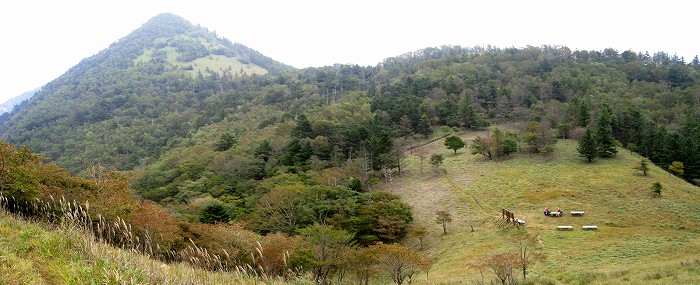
[
  {"x1": 417, "y1": 112, "x2": 432, "y2": 138},
  {"x1": 636, "y1": 159, "x2": 649, "y2": 176},
  {"x1": 213, "y1": 133, "x2": 236, "y2": 151},
  {"x1": 576, "y1": 99, "x2": 591, "y2": 127},
  {"x1": 199, "y1": 204, "x2": 230, "y2": 224},
  {"x1": 595, "y1": 103, "x2": 617, "y2": 158},
  {"x1": 578, "y1": 128, "x2": 597, "y2": 162}
]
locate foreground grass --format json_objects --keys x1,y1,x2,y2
[
  {"x1": 383, "y1": 134, "x2": 700, "y2": 284},
  {"x1": 0, "y1": 211, "x2": 310, "y2": 285}
]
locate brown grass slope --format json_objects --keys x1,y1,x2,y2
[
  {"x1": 0, "y1": 210, "x2": 311, "y2": 285},
  {"x1": 381, "y1": 134, "x2": 700, "y2": 284}
]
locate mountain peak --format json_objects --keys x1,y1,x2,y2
[
  {"x1": 125, "y1": 13, "x2": 196, "y2": 44},
  {"x1": 141, "y1": 13, "x2": 194, "y2": 33}
]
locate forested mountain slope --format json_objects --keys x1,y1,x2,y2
[
  {"x1": 1, "y1": 13, "x2": 698, "y2": 182},
  {"x1": 0, "y1": 13, "x2": 293, "y2": 173}
]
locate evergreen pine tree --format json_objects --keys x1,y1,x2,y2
[
  {"x1": 199, "y1": 204, "x2": 230, "y2": 224},
  {"x1": 417, "y1": 112, "x2": 432, "y2": 138},
  {"x1": 576, "y1": 99, "x2": 591, "y2": 127},
  {"x1": 292, "y1": 114, "x2": 313, "y2": 138},
  {"x1": 578, "y1": 128, "x2": 597, "y2": 162},
  {"x1": 595, "y1": 103, "x2": 617, "y2": 158},
  {"x1": 254, "y1": 140, "x2": 273, "y2": 162},
  {"x1": 213, "y1": 133, "x2": 237, "y2": 151}
]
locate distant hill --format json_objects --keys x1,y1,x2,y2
[
  {"x1": 0, "y1": 13, "x2": 294, "y2": 173},
  {"x1": 0, "y1": 87, "x2": 39, "y2": 114}
]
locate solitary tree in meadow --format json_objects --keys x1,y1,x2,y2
[
  {"x1": 411, "y1": 225, "x2": 428, "y2": 249},
  {"x1": 374, "y1": 243, "x2": 430, "y2": 285},
  {"x1": 652, "y1": 182, "x2": 663, "y2": 197},
  {"x1": 636, "y1": 159, "x2": 649, "y2": 176},
  {"x1": 430, "y1": 154, "x2": 444, "y2": 177},
  {"x1": 435, "y1": 210, "x2": 452, "y2": 234},
  {"x1": 513, "y1": 234, "x2": 545, "y2": 280},
  {"x1": 444, "y1": 135, "x2": 465, "y2": 154}
]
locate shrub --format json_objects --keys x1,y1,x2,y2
[{"x1": 652, "y1": 182, "x2": 663, "y2": 197}]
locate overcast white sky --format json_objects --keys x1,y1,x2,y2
[{"x1": 0, "y1": 0, "x2": 698, "y2": 103}]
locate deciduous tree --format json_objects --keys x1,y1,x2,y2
[
  {"x1": 429, "y1": 154, "x2": 444, "y2": 176},
  {"x1": 411, "y1": 225, "x2": 428, "y2": 249},
  {"x1": 435, "y1": 210, "x2": 452, "y2": 234},
  {"x1": 374, "y1": 243, "x2": 430, "y2": 285},
  {"x1": 669, "y1": 161, "x2": 684, "y2": 176},
  {"x1": 471, "y1": 136, "x2": 492, "y2": 159},
  {"x1": 485, "y1": 252, "x2": 517, "y2": 285},
  {"x1": 298, "y1": 223, "x2": 354, "y2": 285},
  {"x1": 513, "y1": 234, "x2": 544, "y2": 280},
  {"x1": 503, "y1": 138, "x2": 518, "y2": 156},
  {"x1": 444, "y1": 135, "x2": 466, "y2": 154}
]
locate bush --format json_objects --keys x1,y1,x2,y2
[
  {"x1": 348, "y1": 177, "x2": 364, "y2": 192},
  {"x1": 652, "y1": 182, "x2": 662, "y2": 197}
]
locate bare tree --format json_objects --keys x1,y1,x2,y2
[
  {"x1": 418, "y1": 153, "x2": 426, "y2": 175},
  {"x1": 485, "y1": 252, "x2": 517, "y2": 285},
  {"x1": 513, "y1": 234, "x2": 545, "y2": 280},
  {"x1": 383, "y1": 167, "x2": 395, "y2": 182}
]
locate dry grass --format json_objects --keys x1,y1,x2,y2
[{"x1": 0, "y1": 195, "x2": 312, "y2": 285}]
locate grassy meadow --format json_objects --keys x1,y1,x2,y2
[
  {"x1": 133, "y1": 38, "x2": 267, "y2": 78},
  {"x1": 381, "y1": 130, "x2": 700, "y2": 284}
]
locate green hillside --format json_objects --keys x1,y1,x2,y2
[{"x1": 383, "y1": 133, "x2": 700, "y2": 284}]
